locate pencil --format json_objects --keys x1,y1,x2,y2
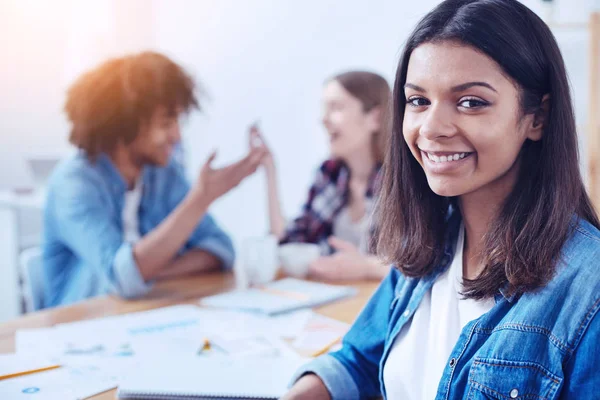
[
  {"x1": 0, "y1": 364, "x2": 61, "y2": 381},
  {"x1": 310, "y1": 336, "x2": 342, "y2": 358}
]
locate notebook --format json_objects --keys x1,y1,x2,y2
[
  {"x1": 201, "y1": 278, "x2": 357, "y2": 316},
  {"x1": 117, "y1": 356, "x2": 305, "y2": 399}
]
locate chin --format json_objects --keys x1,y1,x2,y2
[
  {"x1": 329, "y1": 148, "x2": 344, "y2": 159},
  {"x1": 150, "y1": 156, "x2": 170, "y2": 167},
  {"x1": 426, "y1": 177, "x2": 465, "y2": 198}
]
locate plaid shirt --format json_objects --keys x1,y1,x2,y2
[{"x1": 280, "y1": 159, "x2": 382, "y2": 255}]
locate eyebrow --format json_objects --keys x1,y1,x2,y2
[{"x1": 404, "y1": 81, "x2": 498, "y2": 93}]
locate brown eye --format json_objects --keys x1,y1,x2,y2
[
  {"x1": 406, "y1": 97, "x2": 430, "y2": 107},
  {"x1": 458, "y1": 98, "x2": 489, "y2": 109}
]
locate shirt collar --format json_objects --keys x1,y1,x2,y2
[{"x1": 95, "y1": 152, "x2": 128, "y2": 194}]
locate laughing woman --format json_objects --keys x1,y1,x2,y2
[
  {"x1": 251, "y1": 71, "x2": 391, "y2": 281},
  {"x1": 284, "y1": 0, "x2": 600, "y2": 398}
]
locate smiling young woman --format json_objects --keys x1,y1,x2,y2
[{"x1": 283, "y1": 0, "x2": 600, "y2": 399}]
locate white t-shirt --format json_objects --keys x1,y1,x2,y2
[
  {"x1": 122, "y1": 180, "x2": 143, "y2": 244},
  {"x1": 382, "y1": 226, "x2": 495, "y2": 400},
  {"x1": 332, "y1": 198, "x2": 374, "y2": 254}
]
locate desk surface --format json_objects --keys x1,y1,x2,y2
[{"x1": 0, "y1": 272, "x2": 379, "y2": 400}]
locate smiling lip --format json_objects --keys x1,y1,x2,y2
[{"x1": 420, "y1": 149, "x2": 474, "y2": 173}]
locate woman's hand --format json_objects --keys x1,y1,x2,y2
[
  {"x1": 249, "y1": 123, "x2": 275, "y2": 172},
  {"x1": 308, "y1": 237, "x2": 381, "y2": 281}
]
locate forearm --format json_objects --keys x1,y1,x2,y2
[
  {"x1": 134, "y1": 192, "x2": 210, "y2": 280},
  {"x1": 283, "y1": 374, "x2": 331, "y2": 400},
  {"x1": 265, "y1": 165, "x2": 287, "y2": 239},
  {"x1": 156, "y1": 249, "x2": 222, "y2": 280}
]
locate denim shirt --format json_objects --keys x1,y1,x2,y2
[
  {"x1": 293, "y1": 211, "x2": 600, "y2": 399},
  {"x1": 42, "y1": 152, "x2": 235, "y2": 308}
]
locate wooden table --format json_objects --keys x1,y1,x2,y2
[{"x1": 0, "y1": 272, "x2": 379, "y2": 399}]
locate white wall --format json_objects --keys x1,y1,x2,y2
[
  {"x1": 0, "y1": 0, "x2": 596, "y2": 253},
  {"x1": 150, "y1": 0, "x2": 442, "y2": 249}
]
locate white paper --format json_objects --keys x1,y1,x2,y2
[
  {"x1": 16, "y1": 305, "x2": 209, "y2": 361},
  {"x1": 13, "y1": 305, "x2": 316, "y2": 398},
  {"x1": 0, "y1": 354, "x2": 57, "y2": 379},
  {"x1": 0, "y1": 362, "x2": 120, "y2": 400},
  {"x1": 292, "y1": 314, "x2": 349, "y2": 354}
]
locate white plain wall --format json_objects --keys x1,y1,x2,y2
[
  {"x1": 150, "y1": 0, "x2": 442, "y2": 249},
  {"x1": 0, "y1": 0, "x2": 595, "y2": 252}
]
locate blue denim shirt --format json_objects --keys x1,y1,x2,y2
[
  {"x1": 42, "y1": 152, "x2": 235, "y2": 308},
  {"x1": 293, "y1": 211, "x2": 600, "y2": 399}
]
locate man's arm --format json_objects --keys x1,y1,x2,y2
[
  {"x1": 133, "y1": 191, "x2": 211, "y2": 280},
  {"x1": 135, "y1": 148, "x2": 264, "y2": 279},
  {"x1": 156, "y1": 249, "x2": 222, "y2": 280}
]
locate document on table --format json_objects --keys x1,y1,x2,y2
[
  {"x1": 12, "y1": 305, "x2": 317, "y2": 398},
  {"x1": 0, "y1": 360, "x2": 124, "y2": 400},
  {"x1": 0, "y1": 354, "x2": 59, "y2": 380}
]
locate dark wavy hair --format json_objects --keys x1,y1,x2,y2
[
  {"x1": 65, "y1": 51, "x2": 199, "y2": 160},
  {"x1": 376, "y1": 0, "x2": 600, "y2": 299}
]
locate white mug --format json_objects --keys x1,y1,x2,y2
[
  {"x1": 278, "y1": 243, "x2": 321, "y2": 278},
  {"x1": 239, "y1": 235, "x2": 279, "y2": 285}
]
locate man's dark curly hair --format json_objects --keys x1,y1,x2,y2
[{"x1": 65, "y1": 51, "x2": 200, "y2": 160}]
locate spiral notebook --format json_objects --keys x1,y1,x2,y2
[{"x1": 117, "y1": 356, "x2": 304, "y2": 399}]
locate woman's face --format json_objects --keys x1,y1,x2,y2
[
  {"x1": 402, "y1": 41, "x2": 542, "y2": 200},
  {"x1": 321, "y1": 80, "x2": 380, "y2": 161}
]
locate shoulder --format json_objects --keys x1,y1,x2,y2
[
  {"x1": 48, "y1": 152, "x2": 105, "y2": 194},
  {"x1": 46, "y1": 153, "x2": 116, "y2": 212},
  {"x1": 559, "y1": 217, "x2": 600, "y2": 283},
  {"x1": 514, "y1": 217, "x2": 600, "y2": 348}
]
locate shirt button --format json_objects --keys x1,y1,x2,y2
[
  {"x1": 403, "y1": 309, "x2": 410, "y2": 318},
  {"x1": 510, "y1": 388, "x2": 519, "y2": 398},
  {"x1": 449, "y1": 358, "x2": 456, "y2": 367}
]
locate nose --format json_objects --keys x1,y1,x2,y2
[{"x1": 419, "y1": 103, "x2": 457, "y2": 140}]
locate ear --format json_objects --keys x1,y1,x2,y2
[
  {"x1": 526, "y1": 94, "x2": 550, "y2": 142},
  {"x1": 366, "y1": 106, "x2": 382, "y2": 133}
]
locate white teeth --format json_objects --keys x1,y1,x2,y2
[{"x1": 426, "y1": 152, "x2": 469, "y2": 163}]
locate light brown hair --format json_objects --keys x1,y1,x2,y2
[{"x1": 331, "y1": 71, "x2": 391, "y2": 163}]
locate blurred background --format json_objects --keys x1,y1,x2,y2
[{"x1": 0, "y1": 0, "x2": 598, "y2": 321}]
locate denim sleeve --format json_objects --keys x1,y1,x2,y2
[
  {"x1": 561, "y1": 303, "x2": 600, "y2": 397},
  {"x1": 289, "y1": 268, "x2": 400, "y2": 399},
  {"x1": 166, "y1": 161, "x2": 235, "y2": 270},
  {"x1": 186, "y1": 213, "x2": 235, "y2": 270},
  {"x1": 54, "y1": 182, "x2": 152, "y2": 299}
]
